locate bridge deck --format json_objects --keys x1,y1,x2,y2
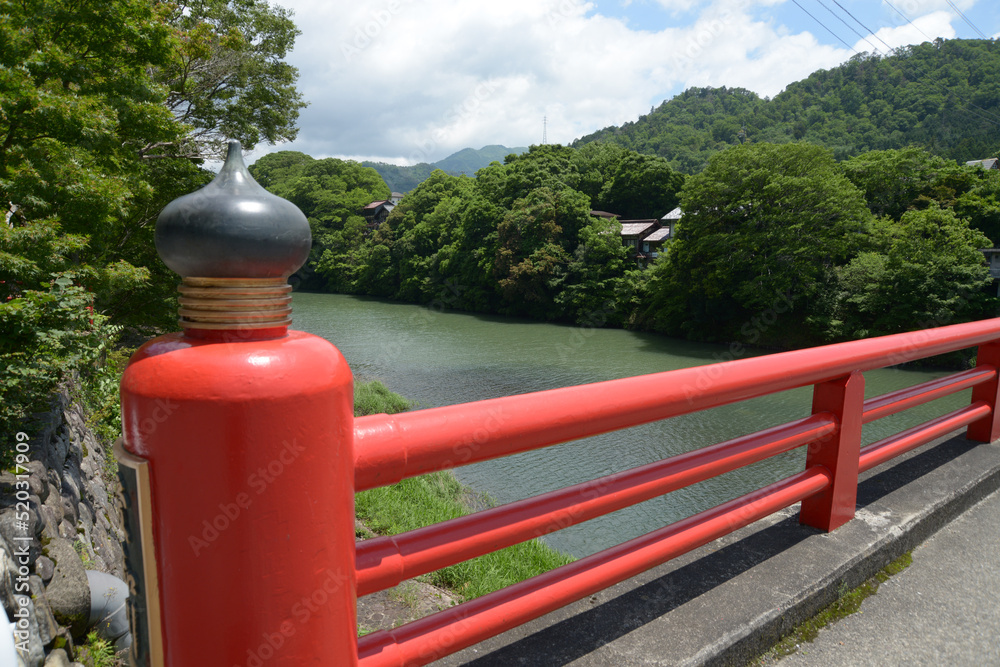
[
  {"x1": 782, "y1": 484, "x2": 1000, "y2": 666},
  {"x1": 434, "y1": 433, "x2": 1000, "y2": 666}
]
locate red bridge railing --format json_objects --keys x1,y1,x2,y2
[{"x1": 348, "y1": 318, "x2": 1000, "y2": 666}]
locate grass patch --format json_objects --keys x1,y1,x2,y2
[
  {"x1": 352, "y1": 379, "x2": 575, "y2": 602},
  {"x1": 355, "y1": 379, "x2": 415, "y2": 416},
  {"x1": 76, "y1": 630, "x2": 123, "y2": 667},
  {"x1": 753, "y1": 551, "x2": 914, "y2": 663},
  {"x1": 355, "y1": 471, "x2": 575, "y2": 600}
]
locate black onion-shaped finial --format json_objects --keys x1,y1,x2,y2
[{"x1": 155, "y1": 141, "x2": 311, "y2": 278}]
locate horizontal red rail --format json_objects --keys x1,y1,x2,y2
[
  {"x1": 354, "y1": 319, "x2": 1000, "y2": 491},
  {"x1": 347, "y1": 320, "x2": 1000, "y2": 666},
  {"x1": 357, "y1": 468, "x2": 831, "y2": 667},
  {"x1": 859, "y1": 401, "x2": 992, "y2": 473},
  {"x1": 357, "y1": 413, "x2": 836, "y2": 595},
  {"x1": 356, "y1": 367, "x2": 994, "y2": 597},
  {"x1": 861, "y1": 367, "x2": 994, "y2": 423}
]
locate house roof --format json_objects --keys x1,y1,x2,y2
[
  {"x1": 363, "y1": 200, "x2": 389, "y2": 210},
  {"x1": 965, "y1": 158, "x2": 999, "y2": 170},
  {"x1": 645, "y1": 227, "x2": 671, "y2": 242},
  {"x1": 662, "y1": 207, "x2": 683, "y2": 220},
  {"x1": 619, "y1": 220, "x2": 658, "y2": 236},
  {"x1": 590, "y1": 210, "x2": 619, "y2": 218}
]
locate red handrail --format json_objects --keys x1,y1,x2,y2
[
  {"x1": 348, "y1": 319, "x2": 1000, "y2": 666},
  {"x1": 354, "y1": 319, "x2": 1000, "y2": 490}
]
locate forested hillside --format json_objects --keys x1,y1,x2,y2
[{"x1": 575, "y1": 39, "x2": 1000, "y2": 173}]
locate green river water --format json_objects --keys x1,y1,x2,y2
[{"x1": 293, "y1": 292, "x2": 969, "y2": 558}]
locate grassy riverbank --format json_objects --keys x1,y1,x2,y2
[{"x1": 353, "y1": 380, "x2": 575, "y2": 600}]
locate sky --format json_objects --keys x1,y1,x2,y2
[{"x1": 247, "y1": 0, "x2": 1000, "y2": 167}]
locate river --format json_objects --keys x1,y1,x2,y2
[{"x1": 293, "y1": 292, "x2": 969, "y2": 558}]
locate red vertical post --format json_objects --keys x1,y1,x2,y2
[
  {"x1": 117, "y1": 142, "x2": 358, "y2": 666},
  {"x1": 799, "y1": 371, "x2": 864, "y2": 532},
  {"x1": 967, "y1": 341, "x2": 1000, "y2": 443}
]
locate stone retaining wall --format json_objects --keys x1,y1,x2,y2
[{"x1": 1, "y1": 384, "x2": 127, "y2": 666}]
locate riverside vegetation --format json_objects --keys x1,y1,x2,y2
[
  {"x1": 253, "y1": 140, "x2": 1000, "y2": 350},
  {"x1": 353, "y1": 380, "x2": 574, "y2": 591}
]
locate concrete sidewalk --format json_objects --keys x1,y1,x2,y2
[
  {"x1": 781, "y1": 486, "x2": 1000, "y2": 667},
  {"x1": 432, "y1": 432, "x2": 1000, "y2": 666}
]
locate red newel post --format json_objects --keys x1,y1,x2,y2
[
  {"x1": 967, "y1": 341, "x2": 1000, "y2": 443},
  {"x1": 117, "y1": 142, "x2": 358, "y2": 666},
  {"x1": 799, "y1": 371, "x2": 864, "y2": 532}
]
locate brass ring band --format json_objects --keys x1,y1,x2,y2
[{"x1": 177, "y1": 277, "x2": 293, "y2": 330}]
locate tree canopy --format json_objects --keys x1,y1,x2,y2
[
  {"x1": 638, "y1": 143, "x2": 871, "y2": 342},
  {"x1": 155, "y1": 0, "x2": 306, "y2": 159},
  {"x1": 257, "y1": 143, "x2": 684, "y2": 325},
  {"x1": 636, "y1": 143, "x2": 995, "y2": 345},
  {"x1": 1, "y1": 0, "x2": 306, "y2": 442}
]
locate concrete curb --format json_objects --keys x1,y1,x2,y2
[{"x1": 434, "y1": 433, "x2": 1000, "y2": 666}]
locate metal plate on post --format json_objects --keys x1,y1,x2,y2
[{"x1": 114, "y1": 439, "x2": 165, "y2": 667}]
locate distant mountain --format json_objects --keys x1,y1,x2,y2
[
  {"x1": 573, "y1": 38, "x2": 1000, "y2": 173},
  {"x1": 360, "y1": 161, "x2": 440, "y2": 193},
  {"x1": 363, "y1": 144, "x2": 528, "y2": 192},
  {"x1": 434, "y1": 144, "x2": 528, "y2": 175}
]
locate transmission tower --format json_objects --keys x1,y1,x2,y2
[{"x1": 543, "y1": 116, "x2": 547, "y2": 145}]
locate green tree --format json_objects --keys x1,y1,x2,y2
[
  {"x1": 641, "y1": 143, "x2": 871, "y2": 343},
  {"x1": 153, "y1": 0, "x2": 307, "y2": 159},
  {"x1": 955, "y1": 168, "x2": 1000, "y2": 246},
  {"x1": 553, "y1": 215, "x2": 633, "y2": 325},
  {"x1": 597, "y1": 152, "x2": 684, "y2": 218},
  {"x1": 841, "y1": 147, "x2": 978, "y2": 221},
  {"x1": 1, "y1": 0, "x2": 307, "y2": 445},
  {"x1": 493, "y1": 187, "x2": 587, "y2": 319},
  {"x1": 249, "y1": 152, "x2": 389, "y2": 291},
  {"x1": 823, "y1": 207, "x2": 993, "y2": 339}
]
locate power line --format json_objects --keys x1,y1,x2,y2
[
  {"x1": 829, "y1": 0, "x2": 895, "y2": 53},
  {"x1": 816, "y1": 0, "x2": 883, "y2": 54},
  {"x1": 787, "y1": 0, "x2": 1000, "y2": 143},
  {"x1": 944, "y1": 0, "x2": 988, "y2": 40},
  {"x1": 878, "y1": 2, "x2": 1000, "y2": 126},
  {"x1": 789, "y1": 0, "x2": 856, "y2": 52},
  {"x1": 883, "y1": 0, "x2": 933, "y2": 42},
  {"x1": 838, "y1": 1, "x2": 1000, "y2": 127}
]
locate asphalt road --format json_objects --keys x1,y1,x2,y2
[{"x1": 781, "y1": 487, "x2": 1000, "y2": 667}]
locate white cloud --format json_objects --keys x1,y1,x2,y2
[
  {"x1": 866, "y1": 11, "x2": 957, "y2": 52},
  {"x1": 257, "y1": 0, "x2": 992, "y2": 165}
]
